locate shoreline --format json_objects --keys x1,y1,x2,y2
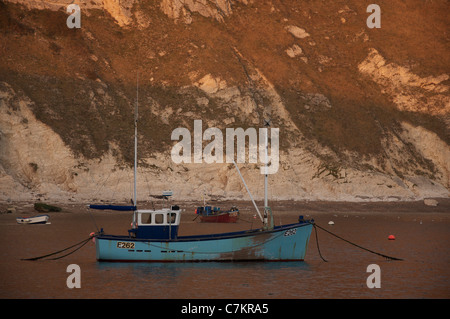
[{"x1": 2, "y1": 197, "x2": 449, "y2": 215}]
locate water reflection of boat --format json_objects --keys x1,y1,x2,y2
[{"x1": 195, "y1": 205, "x2": 240, "y2": 223}]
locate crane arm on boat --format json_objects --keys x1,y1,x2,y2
[{"x1": 232, "y1": 160, "x2": 264, "y2": 223}]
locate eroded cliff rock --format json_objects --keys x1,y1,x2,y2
[{"x1": 0, "y1": 0, "x2": 448, "y2": 203}]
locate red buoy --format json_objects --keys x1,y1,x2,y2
[{"x1": 388, "y1": 235, "x2": 396, "y2": 240}]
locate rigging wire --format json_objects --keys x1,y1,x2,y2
[
  {"x1": 110, "y1": 166, "x2": 124, "y2": 201},
  {"x1": 87, "y1": 206, "x2": 100, "y2": 233}
]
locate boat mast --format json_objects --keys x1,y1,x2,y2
[
  {"x1": 134, "y1": 72, "x2": 138, "y2": 207},
  {"x1": 263, "y1": 118, "x2": 273, "y2": 230},
  {"x1": 203, "y1": 187, "x2": 206, "y2": 207},
  {"x1": 264, "y1": 121, "x2": 268, "y2": 227}
]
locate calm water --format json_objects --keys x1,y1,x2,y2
[{"x1": 1, "y1": 203, "x2": 449, "y2": 299}]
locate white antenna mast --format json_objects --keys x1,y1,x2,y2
[
  {"x1": 263, "y1": 118, "x2": 273, "y2": 229},
  {"x1": 263, "y1": 119, "x2": 269, "y2": 227}
]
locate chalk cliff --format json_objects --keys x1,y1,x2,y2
[{"x1": 0, "y1": 0, "x2": 448, "y2": 203}]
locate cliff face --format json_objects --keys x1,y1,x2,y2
[{"x1": 0, "y1": 0, "x2": 449, "y2": 203}]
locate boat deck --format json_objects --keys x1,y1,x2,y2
[{"x1": 97, "y1": 220, "x2": 312, "y2": 242}]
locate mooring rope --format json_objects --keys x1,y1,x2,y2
[
  {"x1": 312, "y1": 222, "x2": 403, "y2": 261},
  {"x1": 312, "y1": 224, "x2": 328, "y2": 262},
  {"x1": 21, "y1": 236, "x2": 94, "y2": 261},
  {"x1": 48, "y1": 238, "x2": 92, "y2": 260}
]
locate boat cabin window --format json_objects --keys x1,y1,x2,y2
[
  {"x1": 141, "y1": 213, "x2": 152, "y2": 224},
  {"x1": 154, "y1": 213, "x2": 164, "y2": 224},
  {"x1": 168, "y1": 212, "x2": 176, "y2": 223},
  {"x1": 137, "y1": 209, "x2": 180, "y2": 226}
]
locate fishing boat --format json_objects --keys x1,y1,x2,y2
[
  {"x1": 95, "y1": 210, "x2": 312, "y2": 262},
  {"x1": 194, "y1": 192, "x2": 239, "y2": 223},
  {"x1": 91, "y1": 75, "x2": 313, "y2": 262},
  {"x1": 16, "y1": 214, "x2": 49, "y2": 225},
  {"x1": 195, "y1": 205, "x2": 240, "y2": 223}
]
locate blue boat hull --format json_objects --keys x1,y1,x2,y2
[{"x1": 95, "y1": 222, "x2": 313, "y2": 262}]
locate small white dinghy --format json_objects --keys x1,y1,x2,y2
[{"x1": 16, "y1": 214, "x2": 50, "y2": 225}]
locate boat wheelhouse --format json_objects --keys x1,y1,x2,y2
[{"x1": 128, "y1": 206, "x2": 181, "y2": 240}]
